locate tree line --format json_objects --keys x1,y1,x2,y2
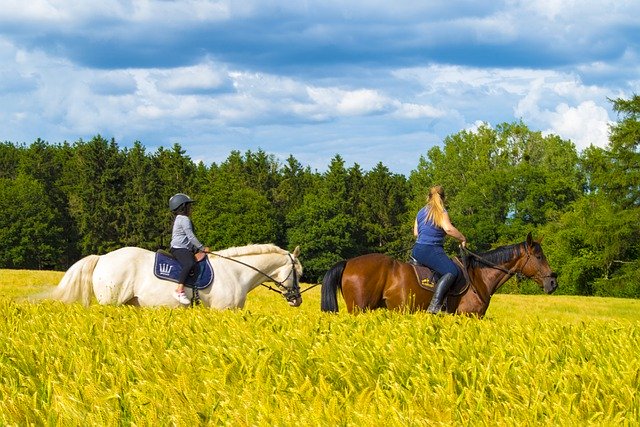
[{"x1": 1, "y1": 95, "x2": 638, "y2": 297}]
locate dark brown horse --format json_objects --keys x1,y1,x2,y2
[{"x1": 321, "y1": 233, "x2": 557, "y2": 317}]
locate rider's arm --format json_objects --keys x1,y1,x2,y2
[
  {"x1": 441, "y1": 212, "x2": 467, "y2": 248},
  {"x1": 180, "y1": 217, "x2": 205, "y2": 252}
]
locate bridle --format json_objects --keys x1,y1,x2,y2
[
  {"x1": 209, "y1": 251, "x2": 303, "y2": 304},
  {"x1": 461, "y1": 245, "x2": 557, "y2": 302}
]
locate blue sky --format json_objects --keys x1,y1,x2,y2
[{"x1": 1, "y1": 1, "x2": 638, "y2": 175}]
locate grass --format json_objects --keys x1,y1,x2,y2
[
  {"x1": 0, "y1": 269, "x2": 63, "y2": 299},
  {"x1": 488, "y1": 293, "x2": 640, "y2": 323},
  {"x1": 1, "y1": 269, "x2": 640, "y2": 425}
]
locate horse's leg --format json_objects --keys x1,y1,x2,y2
[
  {"x1": 91, "y1": 255, "x2": 137, "y2": 305},
  {"x1": 453, "y1": 269, "x2": 491, "y2": 317},
  {"x1": 383, "y1": 263, "x2": 425, "y2": 312},
  {"x1": 341, "y1": 256, "x2": 391, "y2": 312},
  {"x1": 341, "y1": 269, "x2": 378, "y2": 313},
  {"x1": 340, "y1": 280, "x2": 360, "y2": 313}
]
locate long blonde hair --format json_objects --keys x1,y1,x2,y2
[{"x1": 425, "y1": 185, "x2": 446, "y2": 228}]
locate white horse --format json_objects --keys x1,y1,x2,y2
[{"x1": 47, "y1": 244, "x2": 303, "y2": 309}]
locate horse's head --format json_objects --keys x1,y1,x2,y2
[
  {"x1": 276, "y1": 246, "x2": 303, "y2": 307},
  {"x1": 522, "y1": 233, "x2": 558, "y2": 294}
]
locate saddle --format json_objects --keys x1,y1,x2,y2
[
  {"x1": 153, "y1": 249, "x2": 214, "y2": 290},
  {"x1": 409, "y1": 256, "x2": 469, "y2": 297}
]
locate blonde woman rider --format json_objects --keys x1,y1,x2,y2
[{"x1": 412, "y1": 185, "x2": 467, "y2": 314}]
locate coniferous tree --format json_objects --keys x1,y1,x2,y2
[
  {"x1": 360, "y1": 162, "x2": 412, "y2": 255},
  {"x1": 65, "y1": 136, "x2": 124, "y2": 255},
  {"x1": 276, "y1": 155, "x2": 314, "y2": 248},
  {"x1": 18, "y1": 139, "x2": 78, "y2": 267},
  {"x1": 121, "y1": 141, "x2": 159, "y2": 249},
  {"x1": 0, "y1": 173, "x2": 63, "y2": 268}
]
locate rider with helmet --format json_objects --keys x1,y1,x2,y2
[{"x1": 169, "y1": 193, "x2": 209, "y2": 304}]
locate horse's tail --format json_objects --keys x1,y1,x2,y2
[
  {"x1": 321, "y1": 260, "x2": 347, "y2": 312},
  {"x1": 47, "y1": 255, "x2": 100, "y2": 306}
]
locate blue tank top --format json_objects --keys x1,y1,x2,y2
[{"x1": 415, "y1": 206, "x2": 446, "y2": 246}]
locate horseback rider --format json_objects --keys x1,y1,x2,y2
[
  {"x1": 169, "y1": 193, "x2": 209, "y2": 305},
  {"x1": 412, "y1": 185, "x2": 467, "y2": 314}
]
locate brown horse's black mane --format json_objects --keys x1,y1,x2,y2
[{"x1": 467, "y1": 241, "x2": 534, "y2": 268}]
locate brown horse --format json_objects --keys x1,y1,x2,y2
[{"x1": 320, "y1": 233, "x2": 557, "y2": 317}]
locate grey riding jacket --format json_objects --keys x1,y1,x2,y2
[{"x1": 170, "y1": 215, "x2": 204, "y2": 252}]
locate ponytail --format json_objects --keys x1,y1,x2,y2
[{"x1": 425, "y1": 185, "x2": 446, "y2": 228}]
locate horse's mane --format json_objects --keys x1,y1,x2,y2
[
  {"x1": 215, "y1": 243, "x2": 288, "y2": 258},
  {"x1": 467, "y1": 242, "x2": 526, "y2": 268}
]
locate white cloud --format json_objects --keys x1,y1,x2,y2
[
  {"x1": 0, "y1": 0, "x2": 232, "y2": 25},
  {"x1": 518, "y1": 0, "x2": 640, "y2": 23},
  {"x1": 511, "y1": 71, "x2": 615, "y2": 149},
  {"x1": 394, "y1": 63, "x2": 619, "y2": 152},
  {"x1": 394, "y1": 103, "x2": 446, "y2": 119},
  {"x1": 154, "y1": 62, "x2": 232, "y2": 94},
  {"x1": 465, "y1": 120, "x2": 491, "y2": 133},
  {"x1": 518, "y1": 0, "x2": 575, "y2": 20},
  {"x1": 545, "y1": 101, "x2": 612, "y2": 150},
  {"x1": 0, "y1": 0, "x2": 69, "y2": 22},
  {"x1": 336, "y1": 89, "x2": 389, "y2": 115},
  {"x1": 394, "y1": 65, "x2": 558, "y2": 97},
  {"x1": 307, "y1": 87, "x2": 390, "y2": 116}
]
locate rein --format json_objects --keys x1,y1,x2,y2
[
  {"x1": 462, "y1": 247, "x2": 528, "y2": 279},
  {"x1": 206, "y1": 250, "x2": 304, "y2": 301}
]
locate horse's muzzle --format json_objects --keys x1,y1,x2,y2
[
  {"x1": 288, "y1": 296, "x2": 302, "y2": 307},
  {"x1": 544, "y1": 273, "x2": 558, "y2": 294}
]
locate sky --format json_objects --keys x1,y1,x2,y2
[{"x1": 0, "y1": 1, "x2": 638, "y2": 175}]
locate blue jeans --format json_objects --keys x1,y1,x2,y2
[{"x1": 412, "y1": 243, "x2": 459, "y2": 279}]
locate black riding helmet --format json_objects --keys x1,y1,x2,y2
[{"x1": 169, "y1": 193, "x2": 194, "y2": 212}]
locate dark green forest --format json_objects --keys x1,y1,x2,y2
[{"x1": 1, "y1": 95, "x2": 638, "y2": 297}]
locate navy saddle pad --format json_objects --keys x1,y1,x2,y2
[{"x1": 153, "y1": 251, "x2": 214, "y2": 290}]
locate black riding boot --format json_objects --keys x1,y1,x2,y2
[{"x1": 427, "y1": 273, "x2": 455, "y2": 314}]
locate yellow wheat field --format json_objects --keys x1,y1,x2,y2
[{"x1": 1, "y1": 269, "x2": 640, "y2": 426}]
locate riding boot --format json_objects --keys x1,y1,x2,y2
[{"x1": 427, "y1": 273, "x2": 455, "y2": 314}]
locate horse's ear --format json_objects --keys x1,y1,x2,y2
[
  {"x1": 293, "y1": 246, "x2": 301, "y2": 258},
  {"x1": 526, "y1": 232, "x2": 533, "y2": 248}
]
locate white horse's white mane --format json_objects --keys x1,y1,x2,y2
[{"x1": 215, "y1": 243, "x2": 289, "y2": 258}]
